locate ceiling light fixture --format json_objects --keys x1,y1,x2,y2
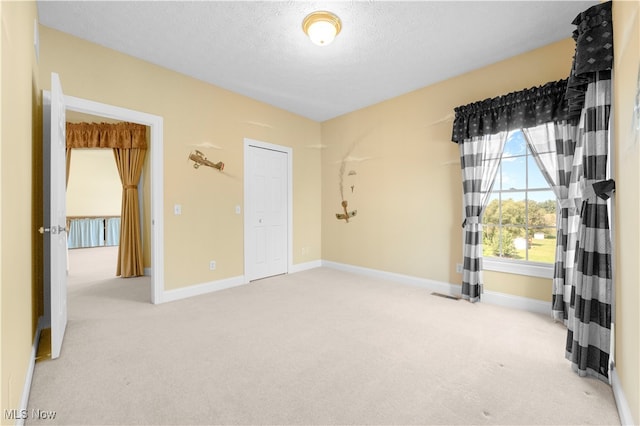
[{"x1": 302, "y1": 11, "x2": 342, "y2": 46}]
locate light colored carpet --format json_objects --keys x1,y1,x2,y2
[
  {"x1": 66, "y1": 246, "x2": 123, "y2": 287},
  {"x1": 26, "y1": 248, "x2": 620, "y2": 425}
]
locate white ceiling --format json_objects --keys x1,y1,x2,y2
[{"x1": 36, "y1": 1, "x2": 598, "y2": 122}]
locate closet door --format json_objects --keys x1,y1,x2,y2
[{"x1": 245, "y1": 143, "x2": 288, "y2": 281}]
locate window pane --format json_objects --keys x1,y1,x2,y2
[
  {"x1": 528, "y1": 237, "x2": 555, "y2": 264},
  {"x1": 482, "y1": 225, "x2": 499, "y2": 257},
  {"x1": 501, "y1": 157, "x2": 526, "y2": 190},
  {"x1": 527, "y1": 191, "x2": 557, "y2": 265},
  {"x1": 500, "y1": 193, "x2": 526, "y2": 225},
  {"x1": 527, "y1": 191, "x2": 556, "y2": 229},
  {"x1": 502, "y1": 226, "x2": 525, "y2": 260},
  {"x1": 483, "y1": 193, "x2": 500, "y2": 225},
  {"x1": 528, "y1": 156, "x2": 549, "y2": 189},
  {"x1": 503, "y1": 131, "x2": 526, "y2": 158}
]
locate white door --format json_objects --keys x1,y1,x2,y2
[
  {"x1": 43, "y1": 72, "x2": 68, "y2": 359},
  {"x1": 245, "y1": 144, "x2": 288, "y2": 281}
]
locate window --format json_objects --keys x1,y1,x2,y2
[{"x1": 482, "y1": 130, "x2": 556, "y2": 277}]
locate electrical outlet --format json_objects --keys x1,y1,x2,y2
[
  {"x1": 209, "y1": 261, "x2": 216, "y2": 270},
  {"x1": 456, "y1": 263, "x2": 463, "y2": 273}
]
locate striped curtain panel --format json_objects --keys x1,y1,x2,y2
[
  {"x1": 552, "y1": 121, "x2": 582, "y2": 326},
  {"x1": 458, "y1": 132, "x2": 507, "y2": 302},
  {"x1": 522, "y1": 121, "x2": 581, "y2": 325},
  {"x1": 561, "y1": 1, "x2": 614, "y2": 383},
  {"x1": 565, "y1": 71, "x2": 613, "y2": 381}
]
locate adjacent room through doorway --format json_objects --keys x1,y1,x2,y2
[{"x1": 64, "y1": 111, "x2": 150, "y2": 292}]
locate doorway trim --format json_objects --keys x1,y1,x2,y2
[
  {"x1": 243, "y1": 138, "x2": 293, "y2": 282},
  {"x1": 65, "y1": 95, "x2": 164, "y2": 304}
]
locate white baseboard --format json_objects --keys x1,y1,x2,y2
[
  {"x1": 160, "y1": 260, "x2": 323, "y2": 303},
  {"x1": 17, "y1": 316, "x2": 46, "y2": 426},
  {"x1": 289, "y1": 260, "x2": 322, "y2": 274},
  {"x1": 160, "y1": 261, "x2": 323, "y2": 303},
  {"x1": 159, "y1": 260, "x2": 550, "y2": 315},
  {"x1": 144, "y1": 267, "x2": 152, "y2": 277},
  {"x1": 483, "y1": 289, "x2": 551, "y2": 316},
  {"x1": 322, "y1": 260, "x2": 460, "y2": 296},
  {"x1": 161, "y1": 275, "x2": 246, "y2": 303},
  {"x1": 610, "y1": 366, "x2": 636, "y2": 425},
  {"x1": 321, "y1": 260, "x2": 551, "y2": 316}
]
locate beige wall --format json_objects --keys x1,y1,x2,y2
[
  {"x1": 0, "y1": 1, "x2": 40, "y2": 420},
  {"x1": 321, "y1": 39, "x2": 574, "y2": 302},
  {"x1": 67, "y1": 149, "x2": 122, "y2": 216},
  {"x1": 613, "y1": 1, "x2": 640, "y2": 423},
  {"x1": 2, "y1": 3, "x2": 637, "y2": 423},
  {"x1": 38, "y1": 26, "x2": 322, "y2": 290}
]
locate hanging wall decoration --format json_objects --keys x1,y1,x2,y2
[
  {"x1": 189, "y1": 150, "x2": 224, "y2": 171},
  {"x1": 334, "y1": 130, "x2": 372, "y2": 223},
  {"x1": 335, "y1": 169, "x2": 357, "y2": 222},
  {"x1": 336, "y1": 157, "x2": 357, "y2": 222}
]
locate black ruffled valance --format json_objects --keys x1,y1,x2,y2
[
  {"x1": 566, "y1": 1, "x2": 613, "y2": 117},
  {"x1": 451, "y1": 79, "x2": 572, "y2": 143}
]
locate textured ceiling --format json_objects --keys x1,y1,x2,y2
[{"x1": 36, "y1": 1, "x2": 598, "y2": 122}]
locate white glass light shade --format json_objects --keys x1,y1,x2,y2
[
  {"x1": 307, "y1": 20, "x2": 337, "y2": 45},
  {"x1": 302, "y1": 11, "x2": 342, "y2": 46}
]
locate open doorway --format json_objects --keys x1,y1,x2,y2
[
  {"x1": 65, "y1": 111, "x2": 150, "y2": 290},
  {"x1": 40, "y1": 82, "x2": 165, "y2": 363},
  {"x1": 62, "y1": 94, "x2": 165, "y2": 304}
]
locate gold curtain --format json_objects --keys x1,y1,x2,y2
[
  {"x1": 113, "y1": 148, "x2": 146, "y2": 277},
  {"x1": 66, "y1": 122, "x2": 147, "y2": 149},
  {"x1": 66, "y1": 122, "x2": 147, "y2": 277},
  {"x1": 65, "y1": 148, "x2": 71, "y2": 188}
]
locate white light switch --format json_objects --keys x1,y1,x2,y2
[
  {"x1": 235, "y1": 205, "x2": 241, "y2": 215},
  {"x1": 174, "y1": 204, "x2": 182, "y2": 215}
]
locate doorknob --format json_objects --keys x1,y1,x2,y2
[{"x1": 39, "y1": 225, "x2": 67, "y2": 234}]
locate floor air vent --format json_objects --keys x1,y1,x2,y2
[{"x1": 431, "y1": 292, "x2": 460, "y2": 301}]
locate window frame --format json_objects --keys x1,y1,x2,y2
[
  {"x1": 481, "y1": 130, "x2": 555, "y2": 279},
  {"x1": 483, "y1": 257, "x2": 553, "y2": 279}
]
